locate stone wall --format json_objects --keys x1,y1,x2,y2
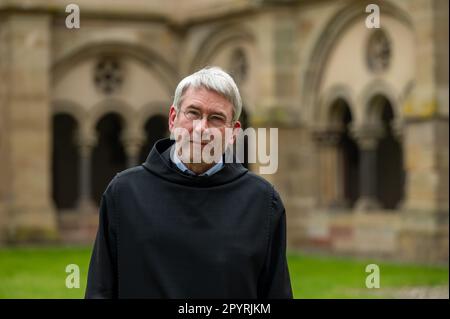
[
  {"x1": 0, "y1": 13, "x2": 58, "y2": 242},
  {"x1": 0, "y1": 0, "x2": 447, "y2": 262}
]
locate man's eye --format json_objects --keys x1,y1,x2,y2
[
  {"x1": 210, "y1": 115, "x2": 225, "y2": 122},
  {"x1": 187, "y1": 110, "x2": 200, "y2": 117}
]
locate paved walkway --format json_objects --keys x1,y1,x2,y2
[{"x1": 356, "y1": 285, "x2": 449, "y2": 299}]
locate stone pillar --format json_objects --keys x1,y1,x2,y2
[
  {"x1": 402, "y1": 118, "x2": 448, "y2": 213},
  {"x1": 398, "y1": 1, "x2": 448, "y2": 262},
  {"x1": 353, "y1": 126, "x2": 384, "y2": 211},
  {"x1": 399, "y1": 117, "x2": 449, "y2": 262},
  {"x1": 251, "y1": 9, "x2": 300, "y2": 127},
  {"x1": 314, "y1": 130, "x2": 345, "y2": 209},
  {"x1": 402, "y1": 0, "x2": 448, "y2": 213},
  {"x1": 0, "y1": 13, "x2": 58, "y2": 242},
  {"x1": 122, "y1": 129, "x2": 144, "y2": 168},
  {"x1": 0, "y1": 18, "x2": 8, "y2": 243},
  {"x1": 76, "y1": 132, "x2": 97, "y2": 214}
]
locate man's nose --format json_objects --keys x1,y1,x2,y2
[{"x1": 193, "y1": 116, "x2": 209, "y2": 132}]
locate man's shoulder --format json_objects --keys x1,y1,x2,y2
[
  {"x1": 116, "y1": 165, "x2": 146, "y2": 179},
  {"x1": 107, "y1": 165, "x2": 147, "y2": 190},
  {"x1": 243, "y1": 170, "x2": 276, "y2": 194},
  {"x1": 245, "y1": 170, "x2": 285, "y2": 204}
]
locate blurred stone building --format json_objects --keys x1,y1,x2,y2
[{"x1": 0, "y1": 0, "x2": 448, "y2": 263}]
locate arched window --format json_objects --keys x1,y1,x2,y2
[
  {"x1": 375, "y1": 98, "x2": 404, "y2": 209},
  {"x1": 91, "y1": 113, "x2": 127, "y2": 205},
  {"x1": 327, "y1": 99, "x2": 359, "y2": 208},
  {"x1": 52, "y1": 113, "x2": 79, "y2": 210},
  {"x1": 139, "y1": 115, "x2": 169, "y2": 163}
]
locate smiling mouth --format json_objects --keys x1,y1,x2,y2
[{"x1": 190, "y1": 141, "x2": 211, "y2": 146}]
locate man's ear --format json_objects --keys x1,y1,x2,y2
[
  {"x1": 229, "y1": 120, "x2": 242, "y2": 145},
  {"x1": 168, "y1": 105, "x2": 177, "y2": 131}
]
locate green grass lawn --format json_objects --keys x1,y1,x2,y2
[
  {"x1": 288, "y1": 253, "x2": 448, "y2": 298},
  {"x1": 0, "y1": 246, "x2": 447, "y2": 298}
]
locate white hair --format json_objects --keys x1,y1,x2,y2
[{"x1": 172, "y1": 66, "x2": 242, "y2": 122}]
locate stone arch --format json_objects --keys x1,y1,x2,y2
[
  {"x1": 301, "y1": 0, "x2": 414, "y2": 126},
  {"x1": 139, "y1": 114, "x2": 170, "y2": 163},
  {"x1": 328, "y1": 98, "x2": 351, "y2": 128},
  {"x1": 52, "y1": 99, "x2": 88, "y2": 131},
  {"x1": 188, "y1": 24, "x2": 256, "y2": 73},
  {"x1": 137, "y1": 102, "x2": 171, "y2": 162},
  {"x1": 360, "y1": 80, "x2": 401, "y2": 128},
  {"x1": 52, "y1": 41, "x2": 178, "y2": 97},
  {"x1": 88, "y1": 98, "x2": 136, "y2": 135},
  {"x1": 317, "y1": 85, "x2": 355, "y2": 129},
  {"x1": 137, "y1": 101, "x2": 171, "y2": 132}
]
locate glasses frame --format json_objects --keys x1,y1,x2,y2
[{"x1": 178, "y1": 107, "x2": 235, "y2": 128}]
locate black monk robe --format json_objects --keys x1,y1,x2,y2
[{"x1": 85, "y1": 138, "x2": 293, "y2": 299}]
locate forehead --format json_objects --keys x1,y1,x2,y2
[{"x1": 181, "y1": 86, "x2": 233, "y2": 114}]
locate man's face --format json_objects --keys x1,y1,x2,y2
[{"x1": 168, "y1": 86, "x2": 241, "y2": 164}]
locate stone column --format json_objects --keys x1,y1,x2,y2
[
  {"x1": 251, "y1": 9, "x2": 300, "y2": 127},
  {"x1": 314, "y1": 130, "x2": 345, "y2": 209},
  {"x1": 397, "y1": 0, "x2": 449, "y2": 263},
  {"x1": 399, "y1": 117, "x2": 449, "y2": 262},
  {"x1": 0, "y1": 18, "x2": 8, "y2": 243},
  {"x1": 353, "y1": 126, "x2": 384, "y2": 211},
  {"x1": 122, "y1": 129, "x2": 144, "y2": 168},
  {"x1": 76, "y1": 132, "x2": 97, "y2": 214},
  {"x1": 1, "y1": 13, "x2": 58, "y2": 242},
  {"x1": 402, "y1": 118, "x2": 448, "y2": 213},
  {"x1": 402, "y1": 0, "x2": 448, "y2": 213}
]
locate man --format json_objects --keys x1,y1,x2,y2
[{"x1": 85, "y1": 66, "x2": 293, "y2": 299}]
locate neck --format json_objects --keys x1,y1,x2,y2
[
  {"x1": 173, "y1": 146, "x2": 221, "y2": 175},
  {"x1": 184, "y1": 162, "x2": 215, "y2": 175}
]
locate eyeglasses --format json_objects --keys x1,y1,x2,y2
[{"x1": 179, "y1": 108, "x2": 234, "y2": 128}]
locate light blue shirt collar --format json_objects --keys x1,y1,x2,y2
[{"x1": 170, "y1": 146, "x2": 224, "y2": 176}]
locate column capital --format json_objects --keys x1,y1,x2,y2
[
  {"x1": 121, "y1": 130, "x2": 144, "y2": 158},
  {"x1": 390, "y1": 119, "x2": 403, "y2": 140},
  {"x1": 354, "y1": 196, "x2": 381, "y2": 212},
  {"x1": 76, "y1": 132, "x2": 97, "y2": 157},
  {"x1": 121, "y1": 129, "x2": 145, "y2": 167},
  {"x1": 312, "y1": 129, "x2": 342, "y2": 146},
  {"x1": 351, "y1": 124, "x2": 384, "y2": 150}
]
